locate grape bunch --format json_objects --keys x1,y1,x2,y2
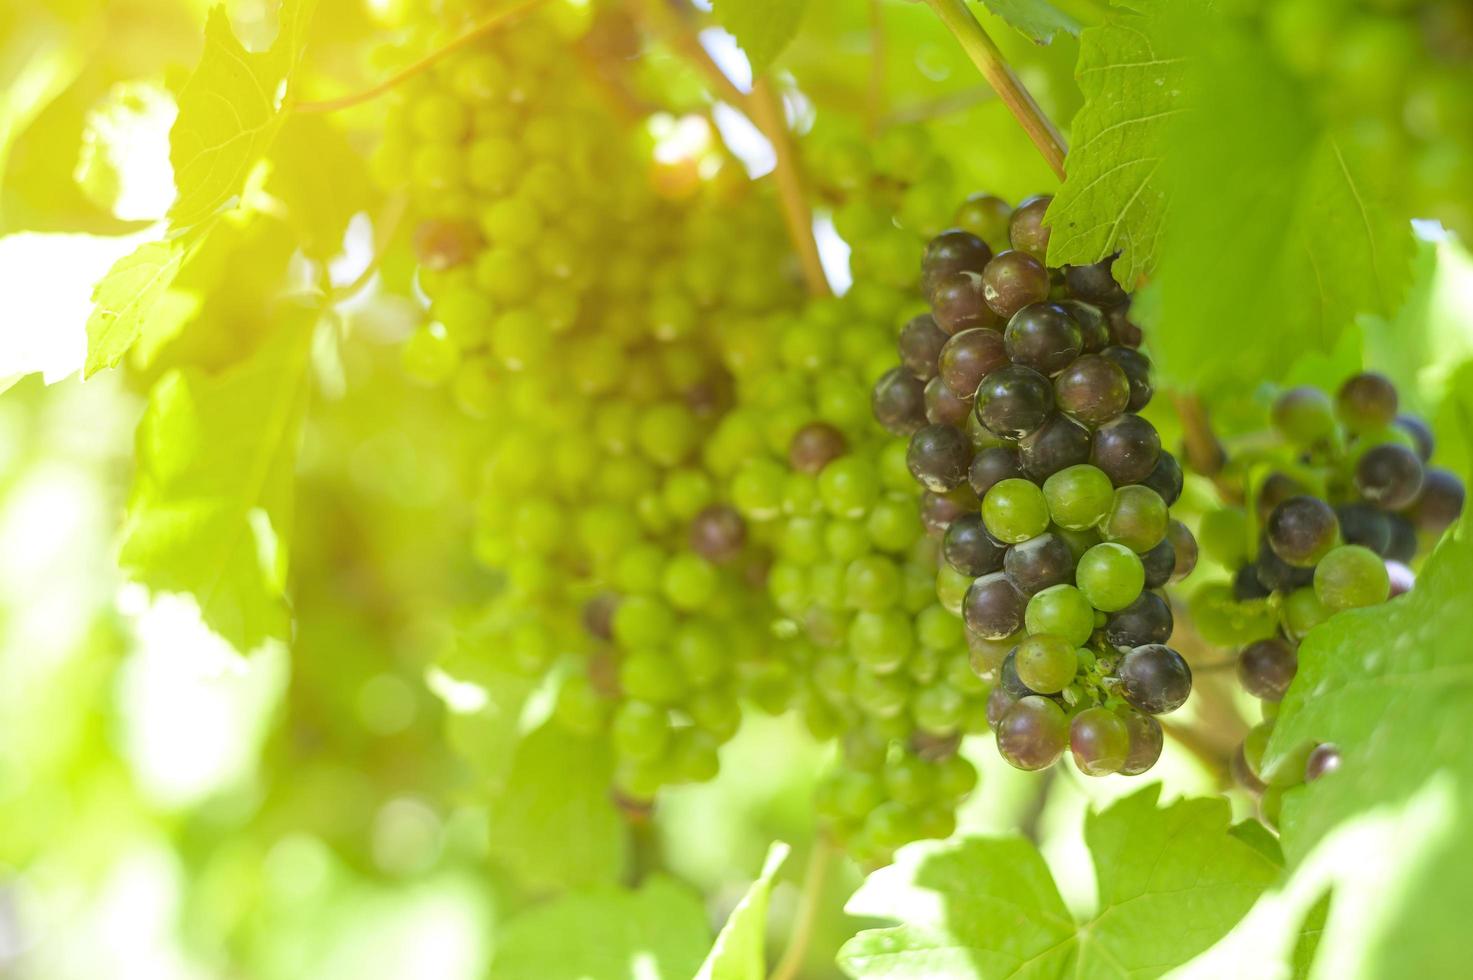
[
  {"x1": 1191, "y1": 372, "x2": 1464, "y2": 803},
  {"x1": 1257, "y1": 0, "x2": 1473, "y2": 238},
  {"x1": 876, "y1": 192, "x2": 1197, "y2": 780}
]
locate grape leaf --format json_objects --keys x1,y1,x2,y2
[
  {"x1": 710, "y1": 0, "x2": 811, "y2": 78},
  {"x1": 1044, "y1": 0, "x2": 1187, "y2": 287},
  {"x1": 118, "y1": 315, "x2": 314, "y2": 651},
  {"x1": 977, "y1": 0, "x2": 1079, "y2": 45},
  {"x1": 266, "y1": 114, "x2": 372, "y2": 259},
  {"x1": 1262, "y1": 512, "x2": 1473, "y2": 977},
  {"x1": 485, "y1": 723, "x2": 628, "y2": 890},
  {"x1": 837, "y1": 786, "x2": 1277, "y2": 979},
  {"x1": 84, "y1": 234, "x2": 198, "y2": 377},
  {"x1": 695, "y1": 841, "x2": 791, "y2": 980},
  {"x1": 1290, "y1": 892, "x2": 1331, "y2": 980},
  {"x1": 491, "y1": 875, "x2": 710, "y2": 980}
]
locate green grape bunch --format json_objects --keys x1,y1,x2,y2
[
  {"x1": 877, "y1": 192, "x2": 1196, "y2": 781},
  {"x1": 1191, "y1": 371, "x2": 1464, "y2": 810}
]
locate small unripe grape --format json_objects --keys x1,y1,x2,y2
[
  {"x1": 1076, "y1": 542, "x2": 1146, "y2": 612},
  {"x1": 954, "y1": 193, "x2": 1013, "y2": 248},
  {"x1": 1025, "y1": 584, "x2": 1095, "y2": 647},
  {"x1": 1337, "y1": 372, "x2": 1398, "y2": 431},
  {"x1": 1118, "y1": 644, "x2": 1192, "y2": 714},
  {"x1": 1272, "y1": 386, "x2": 1337, "y2": 445},
  {"x1": 1102, "y1": 485, "x2": 1169, "y2": 554},
  {"x1": 1014, "y1": 633, "x2": 1077, "y2": 693},
  {"x1": 1070, "y1": 706, "x2": 1130, "y2": 776},
  {"x1": 1314, "y1": 544, "x2": 1390, "y2": 611},
  {"x1": 996, "y1": 696, "x2": 1068, "y2": 771},
  {"x1": 983, "y1": 478, "x2": 1051, "y2": 544},
  {"x1": 1042, "y1": 463, "x2": 1114, "y2": 530},
  {"x1": 1266, "y1": 495, "x2": 1340, "y2": 567},
  {"x1": 1008, "y1": 194, "x2": 1052, "y2": 259}
]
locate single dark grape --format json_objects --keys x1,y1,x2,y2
[
  {"x1": 1395, "y1": 413, "x2": 1435, "y2": 461},
  {"x1": 1167, "y1": 520, "x2": 1198, "y2": 582},
  {"x1": 872, "y1": 368, "x2": 927, "y2": 435},
  {"x1": 1305, "y1": 743, "x2": 1342, "y2": 782},
  {"x1": 414, "y1": 219, "x2": 481, "y2": 270},
  {"x1": 1004, "y1": 303, "x2": 1083, "y2": 377},
  {"x1": 943, "y1": 513, "x2": 1008, "y2": 576},
  {"x1": 1238, "y1": 637, "x2": 1298, "y2": 702},
  {"x1": 582, "y1": 592, "x2": 619, "y2": 640},
  {"x1": 1054, "y1": 354, "x2": 1130, "y2": 426},
  {"x1": 1070, "y1": 706, "x2": 1130, "y2": 776},
  {"x1": 1104, "y1": 591, "x2": 1173, "y2": 649},
  {"x1": 1140, "y1": 537, "x2": 1176, "y2": 589},
  {"x1": 985, "y1": 685, "x2": 1017, "y2": 729},
  {"x1": 1008, "y1": 194, "x2": 1052, "y2": 259},
  {"x1": 1118, "y1": 644, "x2": 1192, "y2": 714},
  {"x1": 1256, "y1": 472, "x2": 1305, "y2": 524},
  {"x1": 1233, "y1": 564, "x2": 1272, "y2": 600},
  {"x1": 974, "y1": 364, "x2": 1054, "y2": 440},
  {"x1": 968, "y1": 445, "x2": 1024, "y2": 498},
  {"x1": 1255, "y1": 539, "x2": 1315, "y2": 593},
  {"x1": 925, "y1": 376, "x2": 972, "y2": 426},
  {"x1": 922, "y1": 229, "x2": 993, "y2": 298},
  {"x1": 1266, "y1": 495, "x2": 1340, "y2": 567},
  {"x1": 789, "y1": 422, "x2": 848, "y2": 475},
  {"x1": 996, "y1": 696, "x2": 1068, "y2": 771},
  {"x1": 1018, "y1": 413, "x2": 1091, "y2": 481},
  {"x1": 931, "y1": 271, "x2": 1001, "y2": 334},
  {"x1": 1337, "y1": 372, "x2": 1398, "y2": 431},
  {"x1": 1004, "y1": 531, "x2": 1075, "y2": 596},
  {"x1": 1335, "y1": 502, "x2": 1392, "y2": 556},
  {"x1": 939, "y1": 327, "x2": 1008, "y2": 399},
  {"x1": 981, "y1": 250, "x2": 1050, "y2": 319},
  {"x1": 1099, "y1": 346, "x2": 1153, "y2": 411},
  {"x1": 1106, "y1": 307, "x2": 1143, "y2": 348},
  {"x1": 1064, "y1": 256, "x2": 1128, "y2": 307},
  {"x1": 963, "y1": 572, "x2": 1026, "y2": 639},
  {"x1": 921, "y1": 490, "x2": 970, "y2": 538},
  {"x1": 690, "y1": 504, "x2": 746, "y2": 563},
  {"x1": 898, "y1": 313, "x2": 948, "y2": 380},
  {"x1": 1140, "y1": 451, "x2": 1184, "y2": 506},
  {"x1": 1090, "y1": 414, "x2": 1161, "y2": 485},
  {"x1": 1410, "y1": 467, "x2": 1465, "y2": 533},
  {"x1": 1385, "y1": 513, "x2": 1418, "y2": 563},
  {"x1": 1355, "y1": 443, "x2": 1424, "y2": 509},
  {"x1": 1119, "y1": 709, "x2": 1164, "y2": 776},
  {"x1": 907, "y1": 424, "x2": 972, "y2": 493},
  {"x1": 1058, "y1": 300, "x2": 1110, "y2": 353}
]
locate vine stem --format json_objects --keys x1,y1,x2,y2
[
  {"x1": 290, "y1": 0, "x2": 550, "y2": 114},
  {"x1": 771, "y1": 841, "x2": 836, "y2": 980},
  {"x1": 922, "y1": 0, "x2": 1068, "y2": 180},
  {"x1": 1174, "y1": 392, "x2": 1228, "y2": 480},
  {"x1": 637, "y1": 0, "x2": 830, "y2": 298}
]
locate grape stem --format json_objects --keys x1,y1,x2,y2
[
  {"x1": 922, "y1": 0, "x2": 1068, "y2": 181},
  {"x1": 635, "y1": 0, "x2": 830, "y2": 298},
  {"x1": 771, "y1": 841, "x2": 836, "y2": 980},
  {"x1": 1173, "y1": 393, "x2": 1228, "y2": 479},
  {"x1": 289, "y1": 0, "x2": 551, "y2": 114}
]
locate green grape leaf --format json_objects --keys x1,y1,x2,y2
[
  {"x1": 84, "y1": 234, "x2": 200, "y2": 377},
  {"x1": 711, "y1": 0, "x2": 811, "y2": 78},
  {"x1": 485, "y1": 723, "x2": 628, "y2": 890},
  {"x1": 695, "y1": 841, "x2": 791, "y2": 980},
  {"x1": 1044, "y1": 0, "x2": 1187, "y2": 286},
  {"x1": 168, "y1": 0, "x2": 318, "y2": 228},
  {"x1": 837, "y1": 786, "x2": 1277, "y2": 979},
  {"x1": 1290, "y1": 892, "x2": 1331, "y2": 980},
  {"x1": 492, "y1": 875, "x2": 710, "y2": 980},
  {"x1": 118, "y1": 315, "x2": 314, "y2": 651},
  {"x1": 266, "y1": 113, "x2": 373, "y2": 259},
  {"x1": 1262, "y1": 513, "x2": 1473, "y2": 977},
  {"x1": 976, "y1": 0, "x2": 1079, "y2": 45}
]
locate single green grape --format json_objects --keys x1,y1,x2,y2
[
  {"x1": 1014, "y1": 633, "x2": 1078, "y2": 693},
  {"x1": 1314, "y1": 544, "x2": 1390, "y2": 611},
  {"x1": 1042, "y1": 464, "x2": 1114, "y2": 530},
  {"x1": 1025, "y1": 585, "x2": 1095, "y2": 647},
  {"x1": 819, "y1": 456, "x2": 881, "y2": 518},
  {"x1": 1102, "y1": 485, "x2": 1169, "y2": 554},
  {"x1": 1075, "y1": 542, "x2": 1146, "y2": 612},
  {"x1": 983, "y1": 478, "x2": 1051, "y2": 544}
]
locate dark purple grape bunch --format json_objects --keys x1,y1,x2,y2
[
  {"x1": 1206, "y1": 372, "x2": 1464, "y2": 799},
  {"x1": 873, "y1": 193, "x2": 1197, "y2": 779}
]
